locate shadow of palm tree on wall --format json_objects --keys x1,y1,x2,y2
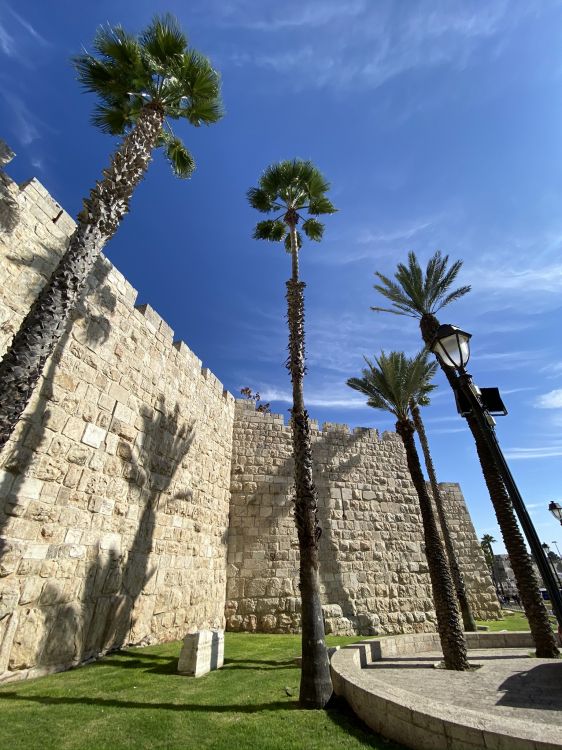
[
  {"x1": 0, "y1": 257, "x2": 116, "y2": 543},
  {"x1": 228, "y1": 414, "x2": 368, "y2": 633},
  {"x1": 79, "y1": 397, "x2": 195, "y2": 662},
  {"x1": 23, "y1": 396, "x2": 195, "y2": 673}
]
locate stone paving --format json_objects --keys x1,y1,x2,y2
[
  {"x1": 364, "y1": 648, "x2": 562, "y2": 729},
  {"x1": 331, "y1": 633, "x2": 562, "y2": 750}
]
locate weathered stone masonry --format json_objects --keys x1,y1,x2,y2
[
  {"x1": 0, "y1": 144, "x2": 234, "y2": 681},
  {"x1": 0, "y1": 142, "x2": 499, "y2": 681},
  {"x1": 226, "y1": 401, "x2": 499, "y2": 636}
]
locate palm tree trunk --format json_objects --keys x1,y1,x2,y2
[
  {"x1": 410, "y1": 402, "x2": 477, "y2": 631},
  {"x1": 286, "y1": 220, "x2": 332, "y2": 709},
  {"x1": 0, "y1": 103, "x2": 164, "y2": 452},
  {"x1": 420, "y1": 314, "x2": 558, "y2": 657},
  {"x1": 396, "y1": 418, "x2": 470, "y2": 670}
]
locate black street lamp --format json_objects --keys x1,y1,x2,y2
[
  {"x1": 430, "y1": 323, "x2": 562, "y2": 631},
  {"x1": 549, "y1": 501, "x2": 562, "y2": 526}
]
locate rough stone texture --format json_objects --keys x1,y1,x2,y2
[
  {"x1": 0, "y1": 148, "x2": 498, "y2": 681},
  {"x1": 226, "y1": 401, "x2": 499, "y2": 636},
  {"x1": 0, "y1": 159, "x2": 234, "y2": 682},
  {"x1": 436, "y1": 483, "x2": 500, "y2": 619},
  {"x1": 177, "y1": 629, "x2": 224, "y2": 677}
]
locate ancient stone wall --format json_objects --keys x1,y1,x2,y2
[
  {"x1": 0, "y1": 147, "x2": 235, "y2": 681},
  {"x1": 436, "y1": 483, "x2": 499, "y2": 616},
  {"x1": 226, "y1": 401, "x2": 500, "y2": 635},
  {"x1": 0, "y1": 141, "x2": 499, "y2": 682}
]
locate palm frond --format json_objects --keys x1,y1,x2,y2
[
  {"x1": 439, "y1": 285, "x2": 471, "y2": 310},
  {"x1": 308, "y1": 196, "x2": 337, "y2": 215},
  {"x1": 247, "y1": 187, "x2": 276, "y2": 213},
  {"x1": 253, "y1": 220, "x2": 286, "y2": 242},
  {"x1": 373, "y1": 251, "x2": 471, "y2": 318},
  {"x1": 302, "y1": 218, "x2": 324, "y2": 242},
  {"x1": 92, "y1": 24, "x2": 142, "y2": 67},
  {"x1": 161, "y1": 133, "x2": 195, "y2": 178},
  {"x1": 90, "y1": 101, "x2": 134, "y2": 134},
  {"x1": 348, "y1": 349, "x2": 437, "y2": 422},
  {"x1": 373, "y1": 271, "x2": 418, "y2": 316},
  {"x1": 181, "y1": 96, "x2": 223, "y2": 126},
  {"x1": 140, "y1": 14, "x2": 187, "y2": 65}
]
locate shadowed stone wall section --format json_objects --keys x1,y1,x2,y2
[
  {"x1": 226, "y1": 401, "x2": 500, "y2": 635},
  {"x1": 436, "y1": 482, "x2": 499, "y2": 619},
  {"x1": 0, "y1": 147, "x2": 234, "y2": 682}
]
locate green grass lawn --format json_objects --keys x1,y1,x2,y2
[
  {"x1": 477, "y1": 611, "x2": 531, "y2": 631},
  {"x1": 478, "y1": 610, "x2": 559, "y2": 633},
  {"x1": 0, "y1": 633, "x2": 404, "y2": 750}
]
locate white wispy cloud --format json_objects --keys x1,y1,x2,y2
[
  {"x1": 470, "y1": 348, "x2": 547, "y2": 371},
  {"x1": 226, "y1": 0, "x2": 367, "y2": 31},
  {"x1": 535, "y1": 389, "x2": 562, "y2": 409},
  {"x1": 7, "y1": 7, "x2": 49, "y2": 47},
  {"x1": 503, "y1": 444, "x2": 562, "y2": 460},
  {"x1": 357, "y1": 219, "x2": 435, "y2": 246},
  {"x1": 223, "y1": 0, "x2": 537, "y2": 91},
  {"x1": 471, "y1": 263, "x2": 562, "y2": 295},
  {"x1": 428, "y1": 426, "x2": 467, "y2": 435},
  {"x1": 541, "y1": 362, "x2": 562, "y2": 379},
  {"x1": 2, "y1": 91, "x2": 40, "y2": 145},
  {"x1": 312, "y1": 217, "x2": 438, "y2": 267},
  {"x1": 0, "y1": 5, "x2": 49, "y2": 62},
  {"x1": 0, "y1": 20, "x2": 14, "y2": 56},
  {"x1": 259, "y1": 385, "x2": 368, "y2": 409}
]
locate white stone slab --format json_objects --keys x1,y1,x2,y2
[
  {"x1": 177, "y1": 629, "x2": 224, "y2": 677},
  {"x1": 81, "y1": 423, "x2": 107, "y2": 449}
]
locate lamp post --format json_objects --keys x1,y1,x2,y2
[
  {"x1": 552, "y1": 541, "x2": 562, "y2": 558},
  {"x1": 430, "y1": 324, "x2": 562, "y2": 631},
  {"x1": 549, "y1": 501, "x2": 562, "y2": 526}
]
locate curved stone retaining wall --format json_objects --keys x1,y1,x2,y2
[{"x1": 331, "y1": 632, "x2": 560, "y2": 750}]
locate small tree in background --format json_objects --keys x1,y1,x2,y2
[{"x1": 240, "y1": 387, "x2": 271, "y2": 413}]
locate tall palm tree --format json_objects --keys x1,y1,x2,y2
[
  {"x1": 372, "y1": 251, "x2": 558, "y2": 657},
  {"x1": 248, "y1": 160, "x2": 336, "y2": 709},
  {"x1": 348, "y1": 351, "x2": 469, "y2": 671},
  {"x1": 409, "y1": 386, "x2": 477, "y2": 632},
  {"x1": 480, "y1": 534, "x2": 497, "y2": 570},
  {"x1": 0, "y1": 15, "x2": 222, "y2": 451},
  {"x1": 480, "y1": 533, "x2": 503, "y2": 595}
]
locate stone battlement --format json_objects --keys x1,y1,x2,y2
[{"x1": 233, "y1": 398, "x2": 398, "y2": 441}]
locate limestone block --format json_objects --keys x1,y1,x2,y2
[
  {"x1": 0, "y1": 588, "x2": 19, "y2": 619},
  {"x1": 12, "y1": 475, "x2": 42, "y2": 500},
  {"x1": 177, "y1": 630, "x2": 224, "y2": 677},
  {"x1": 81, "y1": 423, "x2": 107, "y2": 449}
]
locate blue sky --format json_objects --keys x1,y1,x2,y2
[{"x1": 2, "y1": 0, "x2": 562, "y2": 554}]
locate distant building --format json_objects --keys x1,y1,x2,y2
[{"x1": 493, "y1": 553, "x2": 562, "y2": 598}]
